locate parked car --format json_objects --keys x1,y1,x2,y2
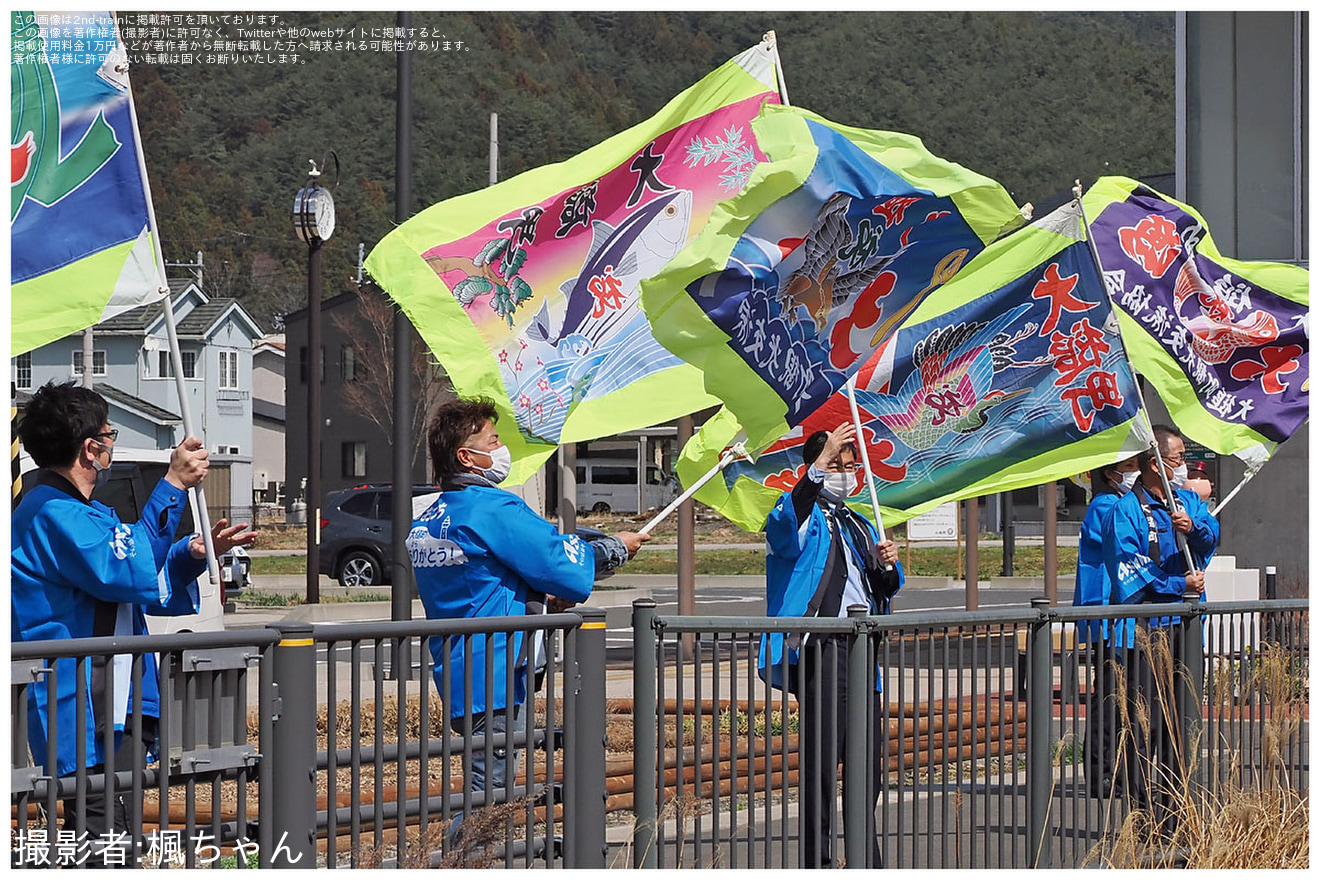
[{"x1": 319, "y1": 483, "x2": 616, "y2": 587}]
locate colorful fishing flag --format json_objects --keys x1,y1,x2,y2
[
  {"x1": 678, "y1": 205, "x2": 1149, "y2": 532},
  {"x1": 11, "y1": 11, "x2": 167, "y2": 355},
  {"x1": 1083, "y1": 176, "x2": 1309, "y2": 467},
  {"x1": 640, "y1": 104, "x2": 1026, "y2": 455},
  {"x1": 365, "y1": 41, "x2": 783, "y2": 483}
]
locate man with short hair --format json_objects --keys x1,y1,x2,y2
[
  {"x1": 1102, "y1": 423, "x2": 1218, "y2": 826},
  {"x1": 761, "y1": 421, "x2": 903, "y2": 868},
  {"x1": 11, "y1": 380, "x2": 256, "y2": 863},
  {"x1": 409, "y1": 397, "x2": 647, "y2": 838}
]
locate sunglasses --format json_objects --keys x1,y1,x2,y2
[{"x1": 89, "y1": 429, "x2": 119, "y2": 443}]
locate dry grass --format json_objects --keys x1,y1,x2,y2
[{"x1": 1090, "y1": 633, "x2": 1309, "y2": 869}]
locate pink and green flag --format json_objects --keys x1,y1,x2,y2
[
  {"x1": 365, "y1": 41, "x2": 783, "y2": 483},
  {"x1": 678, "y1": 206, "x2": 1148, "y2": 532},
  {"x1": 640, "y1": 104, "x2": 1026, "y2": 455},
  {"x1": 1084, "y1": 176, "x2": 1309, "y2": 468},
  {"x1": 11, "y1": 11, "x2": 167, "y2": 355}
]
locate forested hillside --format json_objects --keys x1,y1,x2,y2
[{"x1": 131, "y1": 11, "x2": 1174, "y2": 330}]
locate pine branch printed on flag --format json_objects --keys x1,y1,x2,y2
[
  {"x1": 1084, "y1": 176, "x2": 1309, "y2": 467},
  {"x1": 677, "y1": 206, "x2": 1147, "y2": 532},
  {"x1": 11, "y1": 11, "x2": 167, "y2": 355},
  {"x1": 641, "y1": 104, "x2": 1027, "y2": 455},
  {"x1": 365, "y1": 41, "x2": 783, "y2": 484}
]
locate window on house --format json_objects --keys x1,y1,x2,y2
[
  {"x1": 341, "y1": 345, "x2": 358, "y2": 382},
  {"x1": 218, "y1": 350, "x2": 239, "y2": 389},
  {"x1": 342, "y1": 442, "x2": 367, "y2": 478},
  {"x1": 72, "y1": 350, "x2": 107, "y2": 377},
  {"x1": 299, "y1": 347, "x2": 325, "y2": 384},
  {"x1": 158, "y1": 350, "x2": 198, "y2": 378},
  {"x1": 14, "y1": 352, "x2": 31, "y2": 389}
]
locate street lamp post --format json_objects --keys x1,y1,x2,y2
[{"x1": 294, "y1": 152, "x2": 337, "y2": 605}]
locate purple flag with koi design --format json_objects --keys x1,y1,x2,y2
[{"x1": 1084, "y1": 177, "x2": 1308, "y2": 464}]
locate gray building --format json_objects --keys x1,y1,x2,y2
[{"x1": 1176, "y1": 11, "x2": 1308, "y2": 590}]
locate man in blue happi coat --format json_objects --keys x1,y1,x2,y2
[
  {"x1": 409, "y1": 397, "x2": 647, "y2": 837},
  {"x1": 1102, "y1": 423, "x2": 1218, "y2": 827},
  {"x1": 11, "y1": 380, "x2": 256, "y2": 861},
  {"x1": 762, "y1": 421, "x2": 903, "y2": 868},
  {"x1": 1073, "y1": 453, "x2": 1140, "y2": 798}
]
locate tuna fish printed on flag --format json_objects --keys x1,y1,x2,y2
[
  {"x1": 677, "y1": 206, "x2": 1147, "y2": 532},
  {"x1": 641, "y1": 104, "x2": 1025, "y2": 454},
  {"x1": 11, "y1": 11, "x2": 167, "y2": 355},
  {"x1": 365, "y1": 41, "x2": 782, "y2": 483},
  {"x1": 1084, "y1": 177, "x2": 1309, "y2": 464}
]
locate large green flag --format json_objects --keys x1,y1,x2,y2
[
  {"x1": 11, "y1": 11, "x2": 167, "y2": 355},
  {"x1": 640, "y1": 104, "x2": 1026, "y2": 455},
  {"x1": 365, "y1": 41, "x2": 783, "y2": 484},
  {"x1": 678, "y1": 205, "x2": 1149, "y2": 532},
  {"x1": 1083, "y1": 176, "x2": 1308, "y2": 468}
]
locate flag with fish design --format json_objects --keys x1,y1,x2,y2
[
  {"x1": 365, "y1": 41, "x2": 783, "y2": 483},
  {"x1": 1083, "y1": 176, "x2": 1309, "y2": 468},
  {"x1": 11, "y1": 11, "x2": 167, "y2": 355},
  {"x1": 677, "y1": 205, "x2": 1148, "y2": 532},
  {"x1": 640, "y1": 104, "x2": 1026, "y2": 454}
]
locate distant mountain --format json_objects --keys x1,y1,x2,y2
[{"x1": 129, "y1": 11, "x2": 1173, "y2": 329}]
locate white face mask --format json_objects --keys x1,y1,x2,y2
[
  {"x1": 462, "y1": 444, "x2": 512, "y2": 484},
  {"x1": 1169, "y1": 463, "x2": 1188, "y2": 489},
  {"x1": 1114, "y1": 470, "x2": 1139, "y2": 496},
  {"x1": 90, "y1": 440, "x2": 113, "y2": 489},
  {"x1": 823, "y1": 473, "x2": 854, "y2": 498}
]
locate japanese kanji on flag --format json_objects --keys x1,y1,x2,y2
[
  {"x1": 675, "y1": 203, "x2": 1148, "y2": 532},
  {"x1": 1083, "y1": 176, "x2": 1309, "y2": 469}
]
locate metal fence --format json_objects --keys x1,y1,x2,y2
[
  {"x1": 12, "y1": 598, "x2": 1308, "y2": 870},
  {"x1": 11, "y1": 611, "x2": 607, "y2": 869},
  {"x1": 629, "y1": 597, "x2": 1309, "y2": 869}
]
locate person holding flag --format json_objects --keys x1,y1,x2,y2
[
  {"x1": 1073, "y1": 453, "x2": 1140, "y2": 799},
  {"x1": 1101, "y1": 423, "x2": 1219, "y2": 828},
  {"x1": 761, "y1": 421, "x2": 902, "y2": 868},
  {"x1": 409, "y1": 397, "x2": 648, "y2": 844},
  {"x1": 11, "y1": 380, "x2": 256, "y2": 865}
]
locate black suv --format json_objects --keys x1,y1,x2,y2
[
  {"x1": 319, "y1": 483, "x2": 615, "y2": 587},
  {"x1": 319, "y1": 484, "x2": 440, "y2": 586}
]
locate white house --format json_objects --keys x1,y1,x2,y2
[
  {"x1": 252, "y1": 334, "x2": 286, "y2": 507},
  {"x1": 11, "y1": 281, "x2": 263, "y2": 524}
]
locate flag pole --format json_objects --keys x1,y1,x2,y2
[
  {"x1": 1073, "y1": 180, "x2": 1197, "y2": 572},
  {"x1": 1210, "y1": 464, "x2": 1261, "y2": 517},
  {"x1": 844, "y1": 375, "x2": 895, "y2": 573},
  {"x1": 639, "y1": 440, "x2": 747, "y2": 535},
  {"x1": 763, "y1": 30, "x2": 791, "y2": 106},
  {"x1": 116, "y1": 21, "x2": 220, "y2": 582}
]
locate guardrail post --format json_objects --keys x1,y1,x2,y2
[
  {"x1": 269, "y1": 623, "x2": 316, "y2": 868},
  {"x1": 1026, "y1": 596, "x2": 1052, "y2": 868},
  {"x1": 632, "y1": 600, "x2": 659, "y2": 868},
  {"x1": 1179, "y1": 592, "x2": 1204, "y2": 790},
  {"x1": 844, "y1": 605, "x2": 870, "y2": 869},
  {"x1": 569, "y1": 608, "x2": 608, "y2": 868}
]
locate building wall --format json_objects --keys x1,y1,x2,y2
[
  {"x1": 1178, "y1": 11, "x2": 1308, "y2": 590},
  {"x1": 284, "y1": 294, "x2": 432, "y2": 514}
]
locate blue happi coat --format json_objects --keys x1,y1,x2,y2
[
  {"x1": 1073, "y1": 491, "x2": 1124, "y2": 643},
  {"x1": 1102, "y1": 483, "x2": 1218, "y2": 647},
  {"x1": 409, "y1": 484, "x2": 596, "y2": 718},
  {"x1": 759, "y1": 479, "x2": 903, "y2": 692},
  {"x1": 11, "y1": 473, "x2": 203, "y2": 776}
]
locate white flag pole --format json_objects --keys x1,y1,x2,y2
[
  {"x1": 844, "y1": 376, "x2": 895, "y2": 573},
  {"x1": 640, "y1": 440, "x2": 747, "y2": 536},
  {"x1": 116, "y1": 22, "x2": 220, "y2": 583},
  {"x1": 1211, "y1": 465, "x2": 1262, "y2": 518},
  {"x1": 1073, "y1": 180, "x2": 1196, "y2": 572},
  {"x1": 763, "y1": 30, "x2": 791, "y2": 106}
]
